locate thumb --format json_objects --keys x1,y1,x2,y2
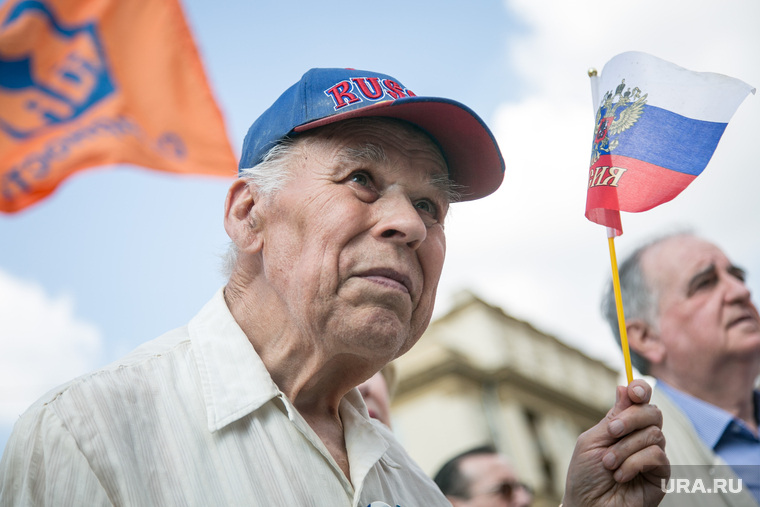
[
  {"x1": 605, "y1": 380, "x2": 653, "y2": 438},
  {"x1": 609, "y1": 379, "x2": 651, "y2": 418},
  {"x1": 627, "y1": 379, "x2": 651, "y2": 404},
  {"x1": 608, "y1": 385, "x2": 634, "y2": 419}
]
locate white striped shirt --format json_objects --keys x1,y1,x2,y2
[{"x1": 0, "y1": 288, "x2": 449, "y2": 506}]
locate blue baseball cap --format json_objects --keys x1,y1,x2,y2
[{"x1": 239, "y1": 68, "x2": 505, "y2": 201}]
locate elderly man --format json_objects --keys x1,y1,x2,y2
[
  {"x1": 1, "y1": 68, "x2": 667, "y2": 506},
  {"x1": 433, "y1": 445, "x2": 533, "y2": 507},
  {"x1": 603, "y1": 232, "x2": 760, "y2": 506}
]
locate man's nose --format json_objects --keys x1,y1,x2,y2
[
  {"x1": 724, "y1": 271, "x2": 752, "y2": 304},
  {"x1": 372, "y1": 194, "x2": 428, "y2": 250}
]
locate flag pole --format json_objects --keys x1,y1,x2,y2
[
  {"x1": 607, "y1": 229, "x2": 634, "y2": 384},
  {"x1": 589, "y1": 67, "x2": 634, "y2": 384}
]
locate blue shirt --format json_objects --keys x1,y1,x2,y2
[{"x1": 657, "y1": 381, "x2": 760, "y2": 502}]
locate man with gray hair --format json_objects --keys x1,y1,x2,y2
[
  {"x1": 603, "y1": 232, "x2": 760, "y2": 506},
  {"x1": 1, "y1": 67, "x2": 668, "y2": 506}
]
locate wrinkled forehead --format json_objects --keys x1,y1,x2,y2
[
  {"x1": 295, "y1": 117, "x2": 449, "y2": 175},
  {"x1": 643, "y1": 235, "x2": 727, "y2": 287}
]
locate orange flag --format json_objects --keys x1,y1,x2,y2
[{"x1": 0, "y1": 0, "x2": 237, "y2": 213}]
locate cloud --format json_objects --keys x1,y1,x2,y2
[
  {"x1": 0, "y1": 270, "x2": 103, "y2": 426},
  {"x1": 436, "y1": 0, "x2": 760, "y2": 369}
]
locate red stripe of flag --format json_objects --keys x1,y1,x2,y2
[{"x1": 586, "y1": 154, "x2": 696, "y2": 232}]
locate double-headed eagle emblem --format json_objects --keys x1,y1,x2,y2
[{"x1": 590, "y1": 79, "x2": 648, "y2": 165}]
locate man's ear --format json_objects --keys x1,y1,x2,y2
[
  {"x1": 626, "y1": 318, "x2": 666, "y2": 365},
  {"x1": 224, "y1": 179, "x2": 264, "y2": 254}
]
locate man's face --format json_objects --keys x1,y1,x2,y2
[
  {"x1": 254, "y1": 118, "x2": 450, "y2": 364},
  {"x1": 452, "y1": 454, "x2": 532, "y2": 507},
  {"x1": 642, "y1": 235, "x2": 760, "y2": 378},
  {"x1": 358, "y1": 371, "x2": 392, "y2": 427}
]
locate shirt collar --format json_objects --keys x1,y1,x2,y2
[
  {"x1": 340, "y1": 388, "x2": 392, "y2": 493},
  {"x1": 189, "y1": 287, "x2": 281, "y2": 432},
  {"x1": 656, "y1": 380, "x2": 760, "y2": 449}
]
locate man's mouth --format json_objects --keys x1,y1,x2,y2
[
  {"x1": 359, "y1": 268, "x2": 412, "y2": 295},
  {"x1": 727, "y1": 312, "x2": 759, "y2": 329}
]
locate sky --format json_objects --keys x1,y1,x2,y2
[{"x1": 1, "y1": 0, "x2": 758, "y2": 453}]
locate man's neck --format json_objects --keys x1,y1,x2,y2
[
  {"x1": 224, "y1": 281, "x2": 367, "y2": 483},
  {"x1": 657, "y1": 367, "x2": 758, "y2": 432}
]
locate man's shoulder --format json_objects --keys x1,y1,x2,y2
[
  {"x1": 23, "y1": 324, "x2": 194, "y2": 418},
  {"x1": 107, "y1": 324, "x2": 192, "y2": 367}
]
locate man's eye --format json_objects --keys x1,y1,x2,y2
[
  {"x1": 695, "y1": 276, "x2": 716, "y2": 291},
  {"x1": 414, "y1": 199, "x2": 436, "y2": 216},
  {"x1": 350, "y1": 171, "x2": 370, "y2": 186}
]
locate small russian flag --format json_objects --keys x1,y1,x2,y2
[{"x1": 585, "y1": 51, "x2": 755, "y2": 236}]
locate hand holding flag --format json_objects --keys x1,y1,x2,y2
[{"x1": 585, "y1": 51, "x2": 755, "y2": 382}]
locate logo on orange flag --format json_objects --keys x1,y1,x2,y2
[{"x1": 0, "y1": 0, "x2": 237, "y2": 213}]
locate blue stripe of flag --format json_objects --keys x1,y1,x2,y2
[{"x1": 613, "y1": 105, "x2": 728, "y2": 176}]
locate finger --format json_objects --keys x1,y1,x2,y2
[
  {"x1": 607, "y1": 403, "x2": 664, "y2": 439},
  {"x1": 627, "y1": 379, "x2": 652, "y2": 404},
  {"x1": 607, "y1": 379, "x2": 652, "y2": 418},
  {"x1": 576, "y1": 388, "x2": 631, "y2": 448},
  {"x1": 583, "y1": 387, "x2": 640, "y2": 447},
  {"x1": 584, "y1": 381, "x2": 657, "y2": 447},
  {"x1": 611, "y1": 443, "x2": 670, "y2": 483},
  {"x1": 602, "y1": 425, "x2": 666, "y2": 471}
]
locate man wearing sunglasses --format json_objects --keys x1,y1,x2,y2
[{"x1": 434, "y1": 445, "x2": 533, "y2": 506}]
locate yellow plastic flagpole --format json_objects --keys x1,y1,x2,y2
[
  {"x1": 589, "y1": 67, "x2": 634, "y2": 384},
  {"x1": 607, "y1": 230, "x2": 634, "y2": 384}
]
